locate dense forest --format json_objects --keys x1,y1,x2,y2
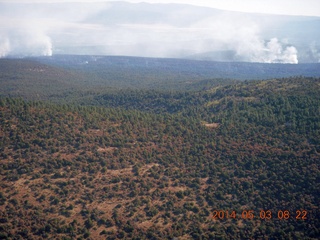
[{"x1": 0, "y1": 57, "x2": 319, "y2": 239}]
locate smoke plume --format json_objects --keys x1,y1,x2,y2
[
  {"x1": 0, "y1": 2, "x2": 318, "y2": 63},
  {"x1": 236, "y1": 37, "x2": 298, "y2": 63},
  {"x1": 310, "y1": 42, "x2": 320, "y2": 62},
  {"x1": 0, "y1": 17, "x2": 53, "y2": 58},
  {"x1": 0, "y1": 37, "x2": 10, "y2": 58}
]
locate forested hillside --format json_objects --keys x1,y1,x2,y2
[
  {"x1": 0, "y1": 59, "x2": 91, "y2": 101},
  {"x1": 0, "y1": 76, "x2": 319, "y2": 239},
  {"x1": 37, "y1": 55, "x2": 320, "y2": 82},
  {"x1": 1, "y1": 56, "x2": 320, "y2": 101},
  {"x1": 0, "y1": 58, "x2": 240, "y2": 101}
]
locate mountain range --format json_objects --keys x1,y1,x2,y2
[{"x1": 0, "y1": 1, "x2": 319, "y2": 63}]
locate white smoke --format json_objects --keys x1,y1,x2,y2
[
  {"x1": 310, "y1": 42, "x2": 320, "y2": 62},
  {"x1": 0, "y1": 17, "x2": 53, "y2": 58},
  {"x1": 282, "y1": 45, "x2": 298, "y2": 64},
  {"x1": 22, "y1": 32, "x2": 53, "y2": 57},
  {"x1": 13, "y1": 31, "x2": 53, "y2": 57},
  {"x1": 237, "y1": 37, "x2": 298, "y2": 64},
  {"x1": 189, "y1": 14, "x2": 299, "y2": 64},
  {"x1": 264, "y1": 38, "x2": 298, "y2": 63},
  {"x1": 0, "y1": 32, "x2": 52, "y2": 58},
  {"x1": 0, "y1": 37, "x2": 10, "y2": 58},
  {"x1": 0, "y1": 2, "x2": 309, "y2": 63},
  {"x1": 0, "y1": 2, "x2": 108, "y2": 58}
]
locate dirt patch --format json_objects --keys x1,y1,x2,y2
[
  {"x1": 203, "y1": 123, "x2": 219, "y2": 129},
  {"x1": 167, "y1": 186, "x2": 187, "y2": 192},
  {"x1": 88, "y1": 129, "x2": 104, "y2": 136},
  {"x1": 97, "y1": 147, "x2": 117, "y2": 152},
  {"x1": 137, "y1": 220, "x2": 153, "y2": 230},
  {"x1": 237, "y1": 220, "x2": 244, "y2": 227},
  {"x1": 175, "y1": 234, "x2": 193, "y2": 240},
  {"x1": 140, "y1": 163, "x2": 159, "y2": 175},
  {"x1": 106, "y1": 167, "x2": 133, "y2": 176}
]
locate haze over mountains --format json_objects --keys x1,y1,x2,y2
[{"x1": 1, "y1": 1, "x2": 320, "y2": 63}]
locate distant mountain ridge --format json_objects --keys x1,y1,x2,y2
[{"x1": 0, "y1": 1, "x2": 319, "y2": 63}]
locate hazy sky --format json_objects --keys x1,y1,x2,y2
[
  {"x1": 0, "y1": 0, "x2": 319, "y2": 62},
  {"x1": 1, "y1": 0, "x2": 320, "y2": 17}
]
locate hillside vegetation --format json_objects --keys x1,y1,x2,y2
[{"x1": 0, "y1": 75, "x2": 319, "y2": 239}]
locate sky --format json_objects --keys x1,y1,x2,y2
[
  {"x1": 0, "y1": 0, "x2": 319, "y2": 62},
  {"x1": 1, "y1": 0, "x2": 320, "y2": 17}
]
